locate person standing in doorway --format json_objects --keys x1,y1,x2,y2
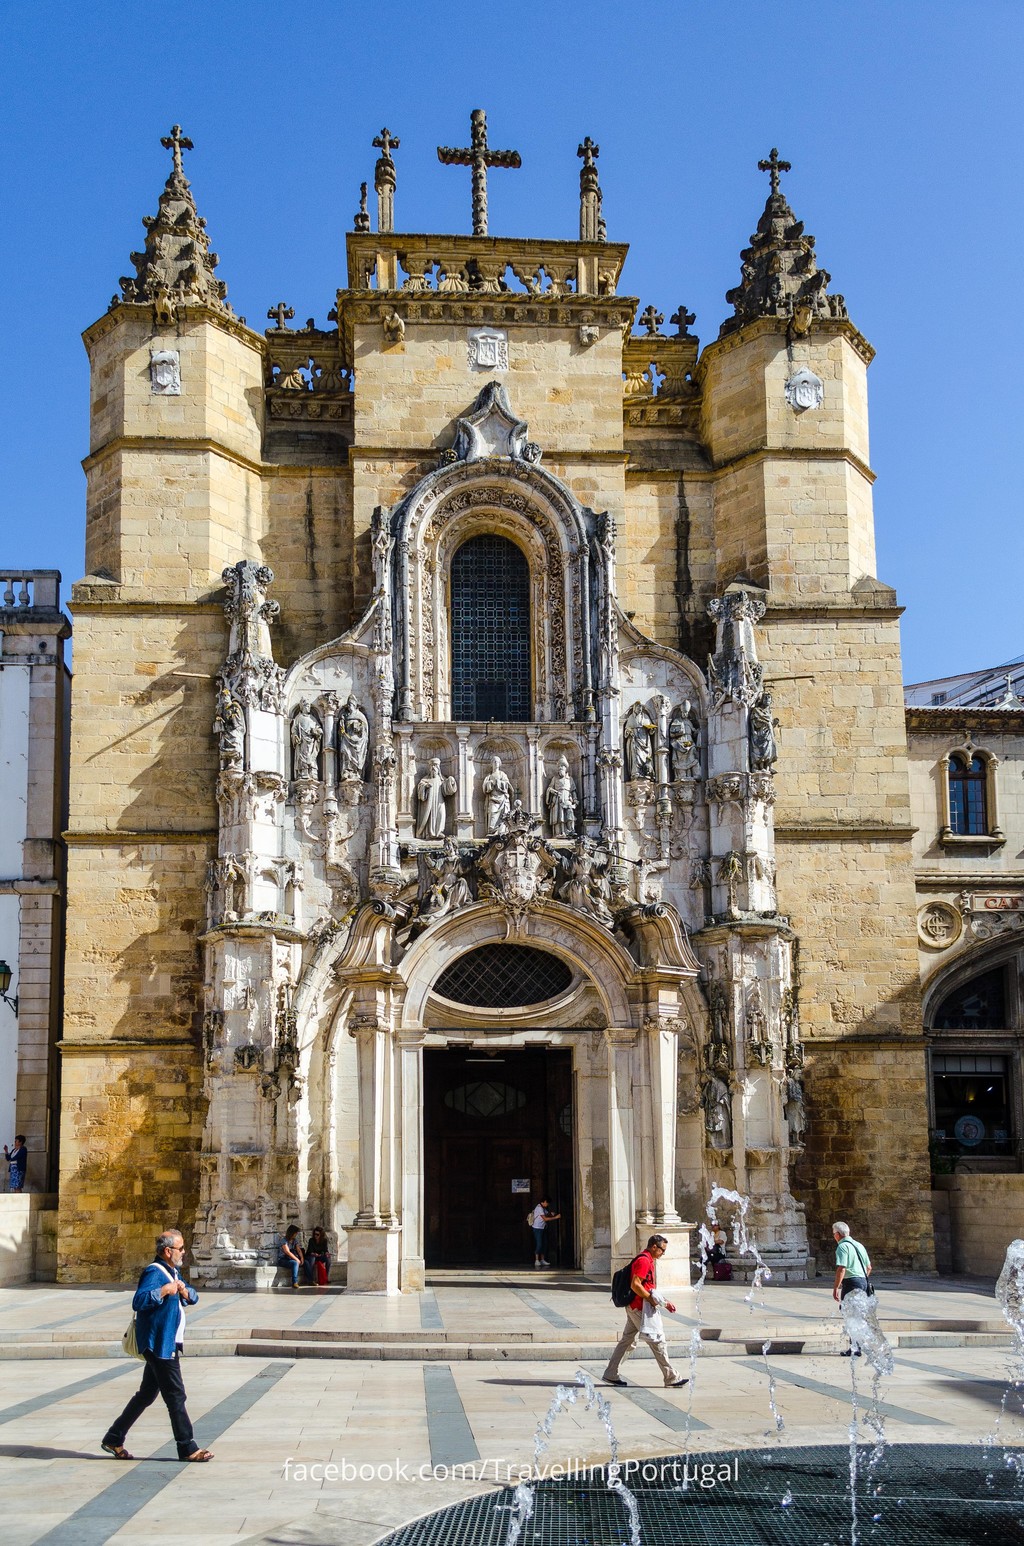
[
  {"x1": 603, "y1": 1235, "x2": 688, "y2": 1389},
  {"x1": 528, "y1": 1197, "x2": 560, "y2": 1267},
  {"x1": 4, "y1": 1136, "x2": 26, "y2": 1192},
  {"x1": 101, "y1": 1229, "x2": 213, "y2": 1461},
  {"x1": 832, "y1": 1220, "x2": 873, "y2": 1356}
]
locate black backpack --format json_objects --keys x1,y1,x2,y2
[{"x1": 611, "y1": 1259, "x2": 637, "y2": 1308}]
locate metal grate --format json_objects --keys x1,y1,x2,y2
[
  {"x1": 450, "y1": 534, "x2": 531, "y2": 722},
  {"x1": 434, "y1": 945, "x2": 573, "y2": 1008},
  {"x1": 379, "y1": 1443, "x2": 1024, "y2": 1545}
]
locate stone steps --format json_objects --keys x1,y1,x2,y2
[{"x1": 0, "y1": 1326, "x2": 1011, "y2": 1360}]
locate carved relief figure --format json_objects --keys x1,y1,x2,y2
[
  {"x1": 419, "y1": 838, "x2": 471, "y2": 920},
  {"x1": 557, "y1": 838, "x2": 614, "y2": 926},
  {"x1": 784, "y1": 1075, "x2": 806, "y2": 1146},
  {"x1": 214, "y1": 684, "x2": 246, "y2": 770},
  {"x1": 416, "y1": 757, "x2": 458, "y2": 840},
  {"x1": 702, "y1": 1076, "x2": 732, "y2": 1149},
  {"x1": 290, "y1": 700, "x2": 323, "y2": 782},
  {"x1": 482, "y1": 755, "x2": 515, "y2": 835},
  {"x1": 338, "y1": 694, "x2": 369, "y2": 782},
  {"x1": 622, "y1": 700, "x2": 657, "y2": 782},
  {"x1": 749, "y1": 689, "x2": 778, "y2": 770},
  {"x1": 544, "y1": 754, "x2": 578, "y2": 838},
  {"x1": 668, "y1": 701, "x2": 700, "y2": 780}
]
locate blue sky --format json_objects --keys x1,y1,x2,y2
[{"x1": 3, "y1": 0, "x2": 1021, "y2": 683}]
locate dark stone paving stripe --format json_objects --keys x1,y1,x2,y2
[
  {"x1": 512, "y1": 1288, "x2": 577, "y2": 1329},
  {"x1": 423, "y1": 1363, "x2": 480, "y2": 1468},
  {"x1": 0, "y1": 1364, "x2": 135, "y2": 1425},
  {"x1": 36, "y1": 1297, "x2": 131, "y2": 1331},
  {"x1": 419, "y1": 1290, "x2": 444, "y2": 1330},
  {"x1": 293, "y1": 1293, "x2": 340, "y2": 1329},
  {"x1": 615, "y1": 1383, "x2": 711, "y2": 1432},
  {"x1": 31, "y1": 1362, "x2": 293, "y2": 1546},
  {"x1": 736, "y1": 1356, "x2": 943, "y2": 1425}
]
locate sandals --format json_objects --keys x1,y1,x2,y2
[
  {"x1": 101, "y1": 1442, "x2": 134, "y2": 1459},
  {"x1": 185, "y1": 1449, "x2": 215, "y2": 1462}
]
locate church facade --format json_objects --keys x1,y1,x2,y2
[{"x1": 58, "y1": 119, "x2": 935, "y2": 1287}]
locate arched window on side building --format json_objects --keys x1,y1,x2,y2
[{"x1": 947, "y1": 753, "x2": 988, "y2": 836}]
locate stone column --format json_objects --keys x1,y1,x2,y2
[
  {"x1": 644, "y1": 1015, "x2": 693, "y2": 1294},
  {"x1": 396, "y1": 1025, "x2": 426, "y2": 1291},
  {"x1": 345, "y1": 1016, "x2": 401, "y2": 1293},
  {"x1": 605, "y1": 1027, "x2": 638, "y2": 1273}
]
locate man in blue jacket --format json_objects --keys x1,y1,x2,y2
[{"x1": 101, "y1": 1228, "x2": 214, "y2": 1461}]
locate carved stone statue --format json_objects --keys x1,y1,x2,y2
[
  {"x1": 622, "y1": 700, "x2": 657, "y2": 783},
  {"x1": 784, "y1": 1076, "x2": 806, "y2": 1146},
  {"x1": 290, "y1": 700, "x2": 322, "y2": 782},
  {"x1": 482, "y1": 755, "x2": 514, "y2": 836},
  {"x1": 338, "y1": 694, "x2": 369, "y2": 782},
  {"x1": 416, "y1": 757, "x2": 458, "y2": 841},
  {"x1": 214, "y1": 684, "x2": 246, "y2": 770},
  {"x1": 749, "y1": 689, "x2": 778, "y2": 770},
  {"x1": 556, "y1": 838, "x2": 614, "y2": 927},
  {"x1": 668, "y1": 702, "x2": 700, "y2": 780},
  {"x1": 419, "y1": 837, "x2": 471, "y2": 921},
  {"x1": 476, "y1": 806, "x2": 557, "y2": 925},
  {"x1": 544, "y1": 755, "x2": 578, "y2": 838},
  {"x1": 702, "y1": 1075, "x2": 732, "y2": 1149}
]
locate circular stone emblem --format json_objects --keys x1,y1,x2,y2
[{"x1": 918, "y1": 901, "x2": 963, "y2": 950}]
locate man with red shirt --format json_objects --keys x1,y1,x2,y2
[{"x1": 602, "y1": 1234, "x2": 687, "y2": 1388}]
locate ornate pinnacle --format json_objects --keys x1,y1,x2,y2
[
  {"x1": 437, "y1": 109, "x2": 521, "y2": 237},
  {"x1": 161, "y1": 124, "x2": 193, "y2": 178},
  {"x1": 577, "y1": 136, "x2": 605, "y2": 242},
  {"x1": 116, "y1": 125, "x2": 230, "y2": 316},
  {"x1": 373, "y1": 129, "x2": 400, "y2": 234},
  {"x1": 757, "y1": 147, "x2": 791, "y2": 198},
  {"x1": 354, "y1": 181, "x2": 371, "y2": 232}
]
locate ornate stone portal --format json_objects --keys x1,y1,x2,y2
[{"x1": 190, "y1": 381, "x2": 811, "y2": 1293}]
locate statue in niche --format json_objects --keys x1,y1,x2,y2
[
  {"x1": 214, "y1": 683, "x2": 246, "y2": 770},
  {"x1": 415, "y1": 757, "x2": 458, "y2": 840},
  {"x1": 669, "y1": 701, "x2": 700, "y2": 780},
  {"x1": 290, "y1": 700, "x2": 323, "y2": 782},
  {"x1": 419, "y1": 838, "x2": 471, "y2": 920},
  {"x1": 482, "y1": 755, "x2": 515, "y2": 835},
  {"x1": 702, "y1": 1075, "x2": 732, "y2": 1149},
  {"x1": 748, "y1": 689, "x2": 779, "y2": 770},
  {"x1": 622, "y1": 701, "x2": 657, "y2": 782},
  {"x1": 338, "y1": 694, "x2": 369, "y2": 782},
  {"x1": 784, "y1": 1075, "x2": 807, "y2": 1147},
  {"x1": 556, "y1": 838, "x2": 614, "y2": 926},
  {"x1": 544, "y1": 754, "x2": 578, "y2": 838}
]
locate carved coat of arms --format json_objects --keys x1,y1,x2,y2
[{"x1": 476, "y1": 806, "x2": 556, "y2": 930}]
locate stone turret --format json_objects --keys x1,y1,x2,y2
[
  {"x1": 115, "y1": 125, "x2": 231, "y2": 318},
  {"x1": 720, "y1": 148, "x2": 846, "y2": 337}
]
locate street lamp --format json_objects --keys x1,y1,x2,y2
[{"x1": 0, "y1": 961, "x2": 18, "y2": 1015}]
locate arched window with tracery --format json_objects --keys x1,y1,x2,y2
[
  {"x1": 948, "y1": 753, "x2": 988, "y2": 836},
  {"x1": 450, "y1": 534, "x2": 531, "y2": 722}
]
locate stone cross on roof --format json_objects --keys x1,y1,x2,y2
[
  {"x1": 639, "y1": 305, "x2": 664, "y2": 336},
  {"x1": 372, "y1": 127, "x2": 400, "y2": 159},
  {"x1": 267, "y1": 302, "x2": 295, "y2": 331},
  {"x1": 577, "y1": 136, "x2": 599, "y2": 170},
  {"x1": 373, "y1": 128, "x2": 400, "y2": 234},
  {"x1": 161, "y1": 124, "x2": 193, "y2": 179},
  {"x1": 757, "y1": 147, "x2": 791, "y2": 197},
  {"x1": 437, "y1": 109, "x2": 521, "y2": 237}
]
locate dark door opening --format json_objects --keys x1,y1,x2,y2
[{"x1": 424, "y1": 1046, "x2": 575, "y2": 1267}]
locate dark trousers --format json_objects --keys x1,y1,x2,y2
[{"x1": 104, "y1": 1349, "x2": 197, "y2": 1458}]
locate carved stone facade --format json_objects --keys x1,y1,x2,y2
[{"x1": 57, "y1": 125, "x2": 935, "y2": 1289}]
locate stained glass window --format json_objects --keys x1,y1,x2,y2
[{"x1": 450, "y1": 534, "x2": 531, "y2": 722}]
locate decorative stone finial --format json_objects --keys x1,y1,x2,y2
[
  {"x1": 638, "y1": 305, "x2": 664, "y2": 337},
  {"x1": 354, "y1": 181, "x2": 371, "y2": 233},
  {"x1": 577, "y1": 137, "x2": 606, "y2": 242},
  {"x1": 437, "y1": 109, "x2": 521, "y2": 237},
  {"x1": 266, "y1": 301, "x2": 294, "y2": 332},
  {"x1": 670, "y1": 306, "x2": 696, "y2": 337},
  {"x1": 116, "y1": 125, "x2": 231, "y2": 316},
  {"x1": 720, "y1": 149, "x2": 847, "y2": 337},
  {"x1": 373, "y1": 128, "x2": 400, "y2": 233}
]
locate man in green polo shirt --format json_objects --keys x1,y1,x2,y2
[{"x1": 832, "y1": 1220, "x2": 872, "y2": 1357}]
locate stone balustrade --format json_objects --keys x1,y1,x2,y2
[
  {"x1": 344, "y1": 232, "x2": 628, "y2": 299},
  {"x1": 0, "y1": 571, "x2": 60, "y2": 612}
]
